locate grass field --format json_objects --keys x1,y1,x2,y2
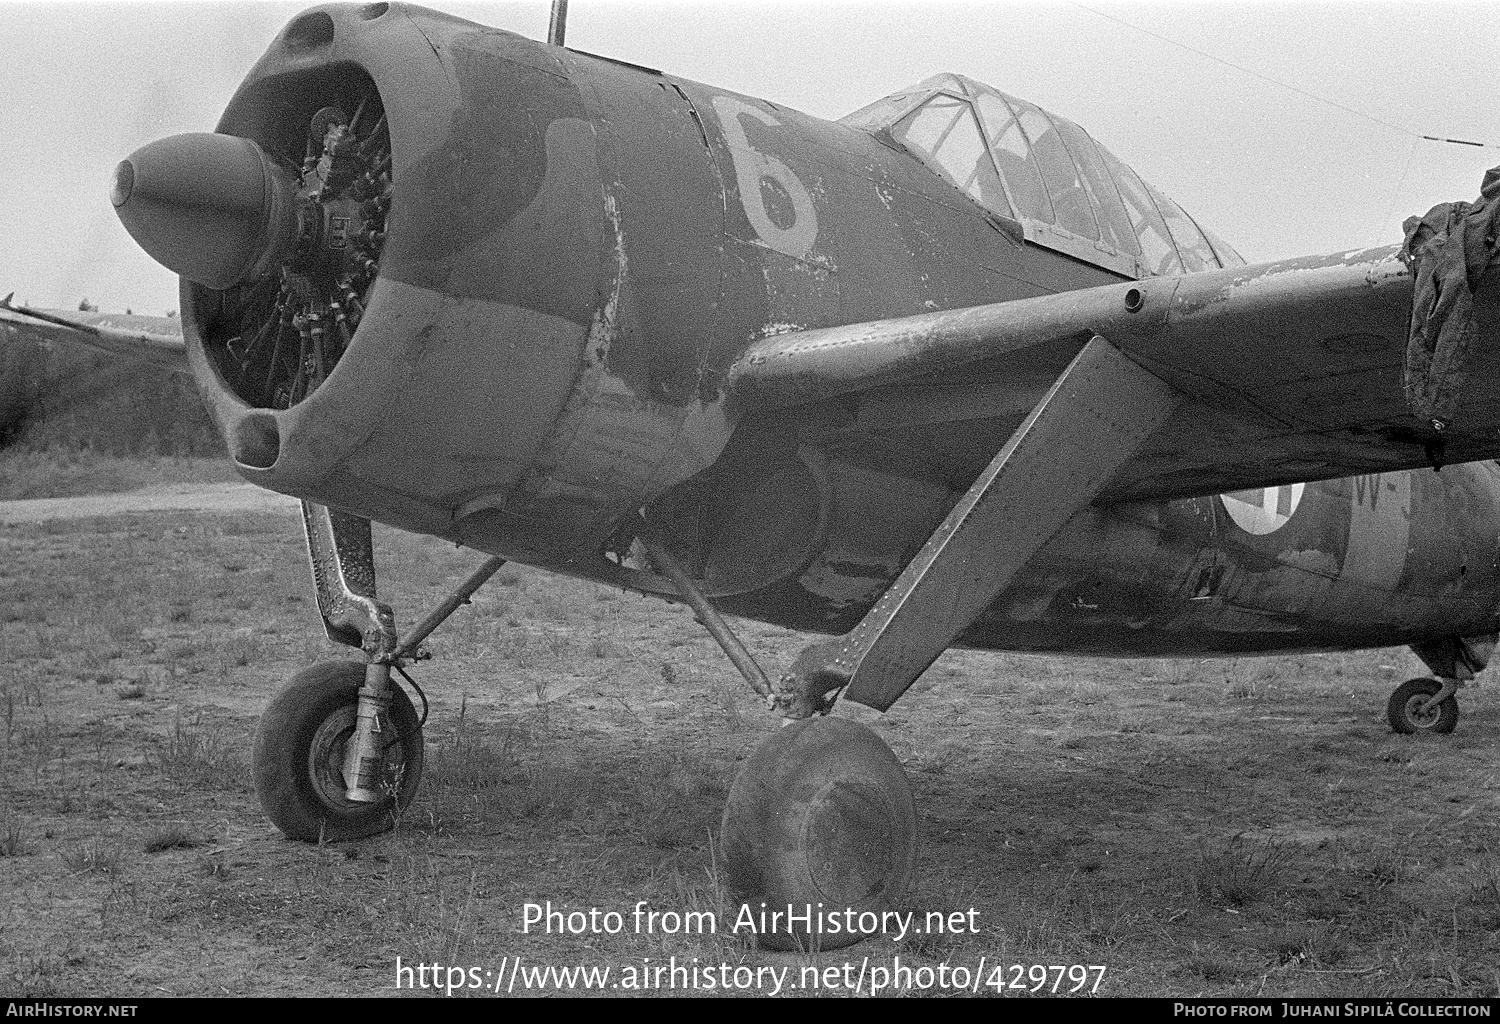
[
  {"x1": 2, "y1": 501, "x2": 1498, "y2": 997},
  {"x1": 0, "y1": 448, "x2": 239, "y2": 501}
]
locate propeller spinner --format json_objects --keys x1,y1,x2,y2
[
  {"x1": 111, "y1": 133, "x2": 298, "y2": 290},
  {"x1": 114, "y1": 100, "x2": 392, "y2": 411}
]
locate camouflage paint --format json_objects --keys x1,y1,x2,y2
[{"x1": 174, "y1": 4, "x2": 1500, "y2": 672}]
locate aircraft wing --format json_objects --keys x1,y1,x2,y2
[
  {"x1": 0, "y1": 297, "x2": 187, "y2": 373},
  {"x1": 726, "y1": 244, "x2": 1500, "y2": 502}
]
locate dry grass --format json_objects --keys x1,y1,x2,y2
[
  {"x1": 0, "y1": 448, "x2": 238, "y2": 501},
  {"x1": 60, "y1": 841, "x2": 123, "y2": 876},
  {"x1": 154, "y1": 713, "x2": 242, "y2": 790},
  {"x1": 0, "y1": 804, "x2": 26, "y2": 858},
  {"x1": 142, "y1": 825, "x2": 201, "y2": 853},
  {"x1": 1, "y1": 492, "x2": 1499, "y2": 996},
  {"x1": 1193, "y1": 836, "x2": 1294, "y2": 907}
]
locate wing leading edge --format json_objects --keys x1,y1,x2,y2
[
  {"x1": 726, "y1": 243, "x2": 1500, "y2": 503},
  {"x1": 0, "y1": 296, "x2": 187, "y2": 373}
]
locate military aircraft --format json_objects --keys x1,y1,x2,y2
[{"x1": 7, "y1": 1, "x2": 1500, "y2": 951}]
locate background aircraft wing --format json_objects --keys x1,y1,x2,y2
[
  {"x1": 726, "y1": 244, "x2": 1500, "y2": 501},
  {"x1": 0, "y1": 297, "x2": 187, "y2": 373}
]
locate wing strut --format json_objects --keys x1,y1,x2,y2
[{"x1": 773, "y1": 335, "x2": 1184, "y2": 716}]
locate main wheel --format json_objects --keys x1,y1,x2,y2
[
  {"x1": 721, "y1": 716, "x2": 917, "y2": 951},
  {"x1": 253, "y1": 661, "x2": 424, "y2": 841},
  {"x1": 1387, "y1": 676, "x2": 1459, "y2": 735}
]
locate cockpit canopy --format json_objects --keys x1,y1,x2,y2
[{"x1": 842, "y1": 74, "x2": 1245, "y2": 279}]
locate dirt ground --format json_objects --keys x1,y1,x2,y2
[{"x1": 2, "y1": 488, "x2": 1498, "y2": 998}]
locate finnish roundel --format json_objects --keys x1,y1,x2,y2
[{"x1": 1220, "y1": 484, "x2": 1305, "y2": 535}]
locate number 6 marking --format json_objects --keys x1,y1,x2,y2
[{"x1": 711, "y1": 94, "x2": 818, "y2": 260}]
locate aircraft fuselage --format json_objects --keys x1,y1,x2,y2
[
  {"x1": 176, "y1": 5, "x2": 1498, "y2": 668},
  {"x1": 703, "y1": 455, "x2": 1500, "y2": 658}
]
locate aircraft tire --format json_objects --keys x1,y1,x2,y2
[
  {"x1": 253, "y1": 661, "x2": 424, "y2": 842},
  {"x1": 1386, "y1": 676, "x2": 1459, "y2": 735},
  {"x1": 720, "y1": 716, "x2": 917, "y2": 951}
]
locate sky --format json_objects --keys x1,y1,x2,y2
[{"x1": 2, "y1": 0, "x2": 1498, "y2": 315}]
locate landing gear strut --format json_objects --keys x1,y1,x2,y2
[
  {"x1": 646, "y1": 337, "x2": 1181, "y2": 949},
  {"x1": 642, "y1": 537, "x2": 915, "y2": 951},
  {"x1": 253, "y1": 501, "x2": 504, "y2": 842}
]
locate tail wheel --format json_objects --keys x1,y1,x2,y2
[
  {"x1": 253, "y1": 661, "x2": 423, "y2": 841},
  {"x1": 1387, "y1": 676, "x2": 1459, "y2": 735}
]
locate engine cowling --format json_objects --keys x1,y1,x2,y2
[{"x1": 123, "y1": 3, "x2": 623, "y2": 562}]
